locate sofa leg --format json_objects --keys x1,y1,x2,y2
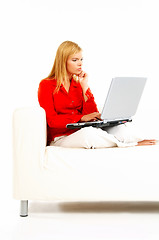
[{"x1": 20, "y1": 200, "x2": 28, "y2": 217}]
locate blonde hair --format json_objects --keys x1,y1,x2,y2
[{"x1": 47, "y1": 41, "x2": 82, "y2": 92}]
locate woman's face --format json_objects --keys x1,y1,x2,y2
[{"x1": 66, "y1": 51, "x2": 83, "y2": 77}]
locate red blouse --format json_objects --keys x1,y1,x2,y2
[{"x1": 38, "y1": 78, "x2": 98, "y2": 144}]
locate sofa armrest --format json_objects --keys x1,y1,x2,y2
[{"x1": 12, "y1": 106, "x2": 46, "y2": 199}]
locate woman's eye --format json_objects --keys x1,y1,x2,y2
[{"x1": 72, "y1": 58, "x2": 83, "y2": 62}]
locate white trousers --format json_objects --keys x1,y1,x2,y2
[{"x1": 50, "y1": 123, "x2": 143, "y2": 149}]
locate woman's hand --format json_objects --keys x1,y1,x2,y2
[
  {"x1": 78, "y1": 71, "x2": 89, "y2": 101},
  {"x1": 80, "y1": 112, "x2": 101, "y2": 122},
  {"x1": 78, "y1": 71, "x2": 89, "y2": 92}
]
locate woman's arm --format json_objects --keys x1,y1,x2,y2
[
  {"x1": 78, "y1": 71, "x2": 99, "y2": 116},
  {"x1": 78, "y1": 71, "x2": 89, "y2": 101},
  {"x1": 38, "y1": 80, "x2": 83, "y2": 128}
]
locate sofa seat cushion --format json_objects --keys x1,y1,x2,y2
[{"x1": 43, "y1": 145, "x2": 159, "y2": 201}]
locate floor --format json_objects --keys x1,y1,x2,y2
[{"x1": 1, "y1": 197, "x2": 159, "y2": 240}]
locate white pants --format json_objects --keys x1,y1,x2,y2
[{"x1": 50, "y1": 123, "x2": 143, "y2": 149}]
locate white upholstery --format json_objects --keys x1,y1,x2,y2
[{"x1": 13, "y1": 107, "x2": 159, "y2": 202}]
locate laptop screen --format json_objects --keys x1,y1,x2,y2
[{"x1": 101, "y1": 77, "x2": 147, "y2": 121}]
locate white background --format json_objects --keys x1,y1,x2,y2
[{"x1": 0, "y1": 0, "x2": 159, "y2": 238}]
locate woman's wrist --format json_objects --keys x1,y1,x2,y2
[
  {"x1": 78, "y1": 71, "x2": 89, "y2": 101},
  {"x1": 81, "y1": 83, "x2": 89, "y2": 95},
  {"x1": 81, "y1": 84, "x2": 89, "y2": 101}
]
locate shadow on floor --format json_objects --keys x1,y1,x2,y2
[{"x1": 29, "y1": 201, "x2": 159, "y2": 214}]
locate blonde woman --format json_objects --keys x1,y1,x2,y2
[{"x1": 38, "y1": 41, "x2": 156, "y2": 148}]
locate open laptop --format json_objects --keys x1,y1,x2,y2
[{"x1": 66, "y1": 77, "x2": 147, "y2": 129}]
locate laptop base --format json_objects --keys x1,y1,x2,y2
[{"x1": 66, "y1": 119, "x2": 132, "y2": 130}]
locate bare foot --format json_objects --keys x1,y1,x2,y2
[{"x1": 137, "y1": 139, "x2": 156, "y2": 146}]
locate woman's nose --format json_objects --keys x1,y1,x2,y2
[{"x1": 78, "y1": 60, "x2": 82, "y2": 66}]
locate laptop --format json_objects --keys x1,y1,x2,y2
[{"x1": 66, "y1": 77, "x2": 147, "y2": 129}]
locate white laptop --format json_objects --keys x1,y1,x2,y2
[{"x1": 66, "y1": 77, "x2": 147, "y2": 129}]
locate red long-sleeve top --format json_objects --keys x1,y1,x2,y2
[{"x1": 38, "y1": 78, "x2": 98, "y2": 145}]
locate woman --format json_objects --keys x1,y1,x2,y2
[{"x1": 38, "y1": 41, "x2": 156, "y2": 148}]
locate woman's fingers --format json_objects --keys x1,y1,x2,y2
[
  {"x1": 81, "y1": 112, "x2": 101, "y2": 122},
  {"x1": 88, "y1": 112, "x2": 102, "y2": 121}
]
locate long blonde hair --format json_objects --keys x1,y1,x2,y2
[{"x1": 47, "y1": 41, "x2": 82, "y2": 92}]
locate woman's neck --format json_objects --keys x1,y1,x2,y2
[
  {"x1": 67, "y1": 73, "x2": 73, "y2": 81},
  {"x1": 62, "y1": 74, "x2": 72, "y2": 86},
  {"x1": 62, "y1": 79, "x2": 71, "y2": 93}
]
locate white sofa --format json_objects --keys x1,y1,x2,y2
[{"x1": 12, "y1": 106, "x2": 159, "y2": 217}]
